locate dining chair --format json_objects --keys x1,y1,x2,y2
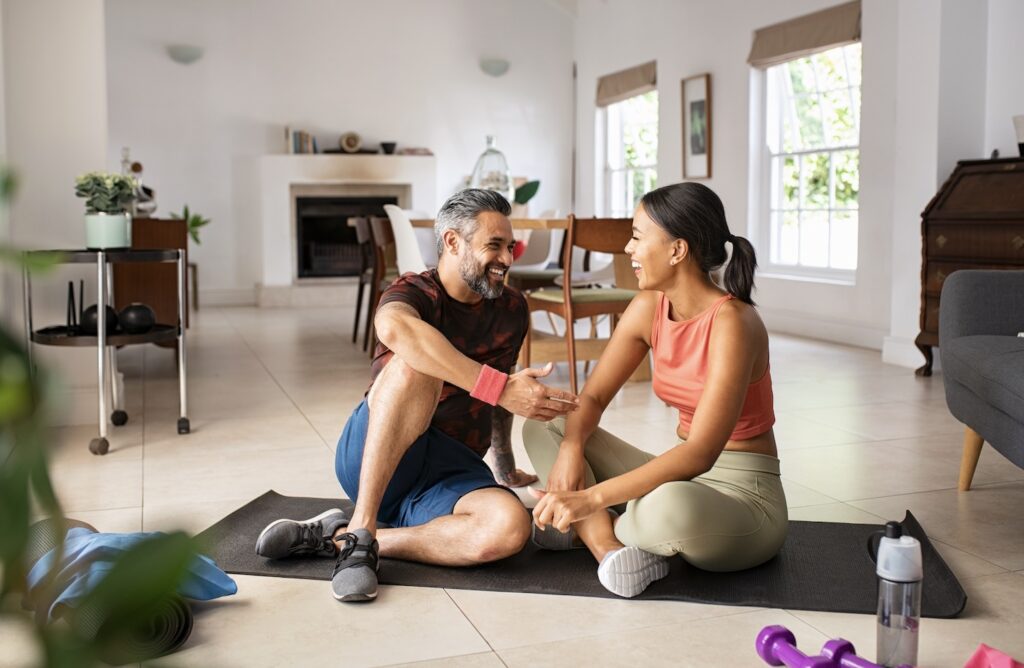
[
  {"x1": 366, "y1": 215, "x2": 399, "y2": 354},
  {"x1": 383, "y1": 204, "x2": 429, "y2": 274},
  {"x1": 508, "y1": 209, "x2": 563, "y2": 292},
  {"x1": 522, "y1": 215, "x2": 637, "y2": 394},
  {"x1": 406, "y1": 208, "x2": 437, "y2": 270},
  {"x1": 349, "y1": 216, "x2": 375, "y2": 345}
]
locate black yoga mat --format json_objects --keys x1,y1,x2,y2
[{"x1": 197, "y1": 490, "x2": 967, "y2": 618}]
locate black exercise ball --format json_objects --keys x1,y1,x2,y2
[
  {"x1": 118, "y1": 303, "x2": 156, "y2": 334},
  {"x1": 79, "y1": 305, "x2": 119, "y2": 335}
]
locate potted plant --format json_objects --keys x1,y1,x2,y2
[
  {"x1": 74, "y1": 172, "x2": 136, "y2": 249},
  {"x1": 170, "y1": 205, "x2": 211, "y2": 245}
]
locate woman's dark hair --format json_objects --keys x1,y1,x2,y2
[{"x1": 639, "y1": 182, "x2": 758, "y2": 305}]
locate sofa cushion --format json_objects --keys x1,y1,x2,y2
[{"x1": 942, "y1": 335, "x2": 1024, "y2": 423}]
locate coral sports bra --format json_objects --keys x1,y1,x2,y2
[{"x1": 650, "y1": 293, "x2": 775, "y2": 440}]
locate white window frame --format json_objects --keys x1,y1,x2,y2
[
  {"x1": 599, "y1": 93, "x2": 658, "y2": 218},
  {"x1": 750, "y1": 44, "x2": 861, "y2": 285}
]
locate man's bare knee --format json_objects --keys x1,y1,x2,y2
[
  {"x1": 465, "y1": 499, "x2": 530, "y2": 563},
  {"x1": 368, "y1": 357, "x2": 442, "y2": 408}
]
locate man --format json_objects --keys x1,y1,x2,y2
[{"x1": 255, "y1": 189, "x2": 579, "y2": 601}]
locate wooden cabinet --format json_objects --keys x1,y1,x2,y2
[
  {"x1": 915, "y1": 157, "x2": 1024, "y2": 375},
  {"x1": 112, "y1": 217, "x2": 189, "y2": 343}
]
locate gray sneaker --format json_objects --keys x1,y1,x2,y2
[
  {"x1": 531, "y1": 524, "x2": 582, "y2": 551},
  {"x1": 597, "y1": 546, "x2": 670, "y2": 598},
  {"x1": 331, "y1": 528, "x2": 379, "y2": 602},
  {"x1": 255, "y1": 508, "x2": 349, "y2": 559}
]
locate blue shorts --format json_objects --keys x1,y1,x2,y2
[{"x1": 335, "y1": 399, "x2": 512, "y2": 528}]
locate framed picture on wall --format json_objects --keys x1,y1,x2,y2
[{"x1": 682, "y1": 73, "x2": 712, "y2": 179}]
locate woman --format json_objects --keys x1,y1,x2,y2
[{"x1": 525, "y1": 182, "x2": 786, "y2": 598}]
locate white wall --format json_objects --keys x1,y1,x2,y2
[
  {"x1": 2, "y1": 0, "x2": 112, "y2": 424},
  {"x1": 984, "y1": 0, "x2": 1024, "y2": 158},
  {"x1": 105, "y1": 0, "x2": 575, "y2": 304}
]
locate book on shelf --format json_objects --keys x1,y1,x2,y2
[{"x1": 285, "y1": 127, "x2": 318, "y2": 154}]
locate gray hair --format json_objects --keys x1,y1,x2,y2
[{"x1": 434, "y1": 188, "x2": 511, "y2": 256}]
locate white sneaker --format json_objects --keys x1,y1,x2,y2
[{"x1": 597, "y1": 546, "x2": 670, "y2": 598}]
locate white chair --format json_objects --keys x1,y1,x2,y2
[
  {"x1": 405, "y1": 209, "x2": 438, "y2": 269},
  {"x1": 508, "y1": 209, "x2": 563, "y2": 291},
  {"x1": 383, "y1": 205, "x2": 428, "y2": 274}
]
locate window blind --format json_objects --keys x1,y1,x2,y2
[
  {"x1": 748, "y1": 1, "x2": 861, "y2": 69},
  {"x1": 595, "y1": 60, "x2": 657, "y2": 107}
]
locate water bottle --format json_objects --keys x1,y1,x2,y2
[{"x1": 874, "y1": 521, "x2": 923, "y2": 668}]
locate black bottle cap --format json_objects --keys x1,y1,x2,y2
[{"x1": 884, "y1": 521, "x2": 902, "y2": 539}]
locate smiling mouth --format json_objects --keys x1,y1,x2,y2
[{"x1": 488, "y1": 266, "x2": 508, "y2": 279}]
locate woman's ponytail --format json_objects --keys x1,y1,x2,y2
[
  {"x1": 724, "y1": 234, "x2": 758, "y2": 306},
  {"x1": 641, "y1": 183, "x2": 759, "y2": 305}
]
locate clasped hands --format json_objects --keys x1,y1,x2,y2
[{"x1": 530, "y1": 444, "x2": 603, "y2": 533}]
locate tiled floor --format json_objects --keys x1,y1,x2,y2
[{"x1": 3, "y1": 305, "x2": 1024, "y2": 667}]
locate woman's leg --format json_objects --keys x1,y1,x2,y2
[
  {"x1": 522, "y1": 418, "x2": 657, "y2": 561},
  {"x1": 613, "y1": 464, "x2": 787, "y2": 571}
]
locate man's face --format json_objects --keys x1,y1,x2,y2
[{"x1": 457, "y1": 211, "x2": 515, "y2": 299}]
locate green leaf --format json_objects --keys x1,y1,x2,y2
[
  {"x1": 1, "y1": 167, "x2": 17, "y2": 201},
  {"x1": 514, "y1": 180, "x2": 540, "y2": 205},
  {"x1": 0, "y1": 247, "x2": 64, "y2": 274}
]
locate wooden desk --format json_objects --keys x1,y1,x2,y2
[{"x1": 412, "y1": 217, "x2": 648, "y2": 383}]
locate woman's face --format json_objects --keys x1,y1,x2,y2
[{"x1": 624, "y1": 205, "x2": 679, "y2": 291}]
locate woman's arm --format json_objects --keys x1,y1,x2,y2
[
  {"x1": 534, "y1": 302, "x2": 763, "y2": 529},
  {"x1": 542, "y1": 292, "x2": 657, "y2": 492}
]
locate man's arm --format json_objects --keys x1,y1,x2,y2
[
  {"x1": 375, "y1": 302, "x2": 580, "y2": 421},
  {"x1": 488, "y1": 406, "x2": 538, "y2": 488}
]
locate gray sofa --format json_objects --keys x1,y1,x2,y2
[{"x1": 939, "y1": 270, "x2": 1024, "y2": 490}]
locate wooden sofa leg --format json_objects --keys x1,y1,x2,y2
[{"x1": 958, "y1": 426, "x2": 985, "y2": 491}]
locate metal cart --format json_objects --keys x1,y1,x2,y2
[{"x1": 22, "y1": 249, "x2": 190, "y2": 455}]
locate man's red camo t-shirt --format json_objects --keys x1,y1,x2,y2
[{"x1": 370, "y1": 269, "x2": 529, "y2": 456}]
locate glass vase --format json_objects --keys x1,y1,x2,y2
[{"x1": 468, "y1": 136, "x2": 514, "y2": 203}]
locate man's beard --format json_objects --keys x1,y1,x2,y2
[{"x1": 459, "y1": 252, "x2": 506, "y2": 299}]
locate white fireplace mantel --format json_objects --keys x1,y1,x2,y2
[{"x1": 257, "y1": 154, "x2": 436, "y2": 289}]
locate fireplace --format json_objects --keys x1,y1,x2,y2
[{"x1": 295, "y1": 195, "x2": 397, "y2": 278}]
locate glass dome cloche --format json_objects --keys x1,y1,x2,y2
[{"x1": 468, "y1": 135, "x2": 514, "y2": 203}]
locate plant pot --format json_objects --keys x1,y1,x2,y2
[{"x1": 85, "y1": 212, "x2": 131, "y2": 249}]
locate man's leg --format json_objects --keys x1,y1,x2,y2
[
  {"x1": 337, "y1": 487, "x2": 530, "y2": 566},
  {"x1": 347, "y1": 356, "x2": 442, "y2": 535}
]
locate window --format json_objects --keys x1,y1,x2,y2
[
  {"x1": 763, "y1": 43, "x2": 861, "y2": 276},
  {"x1": 604, "y1": 91, "x2": 658, "y2": 217}
]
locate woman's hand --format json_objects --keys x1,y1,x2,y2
[
  {"x1": 532, "y1": 488, "x2": 601, "y2": 533},
  {"x1": 545, "y1": 445, "x2": 587, "y2": 493}
]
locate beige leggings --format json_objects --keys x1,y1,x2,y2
[{"x1": 522, "y1": 418, "x2": 788, "y2": 572}]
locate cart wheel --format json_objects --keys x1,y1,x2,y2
[
  {"x1": 177, "y1": 418, "x2": 190, "y2": 434},
  {"x1": 111, "y1": 410, "x2": 128, "y2": 426},
  {"x1": 89, "y1": 438, "x2": 110, "y2": 455}
]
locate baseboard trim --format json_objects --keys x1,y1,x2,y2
[
  {"x1": 758, "y1": 307, "x2": 887, "y2": 350},
  {"x1": 882, "y1": 335, "x2": 941, "y2": 371},
  {"x1": 256, "y1": 280, "x2": 360, "y2": 307},
  {"x1": 200, "y1": 288, "x2": 257, "y2": 307}
]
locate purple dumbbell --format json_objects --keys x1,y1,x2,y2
[
  {"x1": 756, "y1": 625, "x2": 835, "y2": 668},
  {"x1": 821, "y1": 639, "x2": 911, "y2": 668},
  {"x1": 821, "y1": 639, "x2": 880, "y2": 668}
]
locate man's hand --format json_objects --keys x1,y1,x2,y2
[
  {"x1": 498, "y1": 468, "x2": 539, "y2": 488},
  {"x1": 498, "y1": 362, "x2": 579, "y2": 421},
  {"x1": 532, "y1": 488, "x2": 601, "y2": 533}
]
